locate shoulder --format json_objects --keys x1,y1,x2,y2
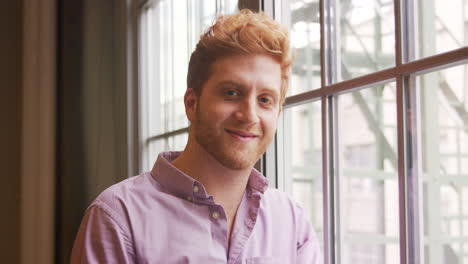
[
  {"x1": 262, "y1": 188, "x2": 304, "y2": 216},
  {"x1": 262, "y1": 187, "x2": 293, "y2": 202},
  {"x1": 88, "y1": 172, "x2": 160, "y2": 221},
  {"x1": 71, "y1": 176, "x2": 151, "y2": 263},
  {"x1": 94, "y1": 173, "x2": 145, "y2": 203},
  {"x1": 261, "y1": 188, "x2": 321, "y2": 260},
  {"x1": 259, "y1": 188, "x2": 311, "y2": 232}
]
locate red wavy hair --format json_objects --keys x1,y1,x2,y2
[{"x1": 187, "y1": 9, "x2": 292, "y2": 104}]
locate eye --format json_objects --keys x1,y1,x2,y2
[
  {"x1": 226, "y1": 90, "x2": 239, "y2": 97},
  {"x1": 259, "y1": 96, "x2": 273, "y2": 105}
]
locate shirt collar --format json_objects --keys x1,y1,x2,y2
[{"x1": 150, "y1": 151, "x2": 269, "y2": 201}]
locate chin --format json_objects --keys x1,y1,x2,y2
[
  {"x1": 218, "y1": 156, "x2": 255, "y2": 170},
  {"x1": 212, "y1": 148, "x2": 262, "y2": 170}
]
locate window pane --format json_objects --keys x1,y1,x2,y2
[
  {"x1": 146, "y1": 0, "x2": 189, "y2": 137},
  {"x1": 283, "y1": 101, "x2": 323, "y2": 261},
  {"x1": 416, "y1": 64, "x2": 468, "y2": 264},
  {"x1": 169, "y1": 133, "x2": 189, "y2": 152},
  {"x1": 148, "y1": 138, "x2": 166, "y2": 169},
  {"x1": 416, "y1": 0, "x2": 468, "y2": 59},
  {"x1": 289, "y1": 0, "x2": 321, "y2": 95},
  {"x1": 220, "y1": 0, "x2": 239, "y2": 15},
  {"x1": 337, "y1": 83, "x2": 400, "y2": 264},
  {"x1": 189, "y1": 0, "x2": 239, "y2": 43},
  {"x1": 147, "y1": 133, "x2": 188, "y2": 169},
  {"x1": 334, "y1": 0, "x2": 395, "y2": 82}
]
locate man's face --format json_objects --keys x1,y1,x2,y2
[{"x1": 186, "y1": 54, "x2": 282, "y2": 170}]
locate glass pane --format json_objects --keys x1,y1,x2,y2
[
  {"x1": 146, "y1": 133, "x2": 189, "y2": 170},
  {"x1": 337, "y1": 83, "x2": 400, "y2": 264},
  {"x1": 189, "y1": 0, "x2": 239, "y2": 42},
  {"x1": 148, "y1": 138, "x2": 165, "y2": 169},
  {"x1": 146, "y1": 7, "x2": 163, "y2": 139},
  {"x1": 416, "y1": 0, "x2": 468, "y2": 59},
  {"x1": 146, "y1": 0, "x2": 189, "y2": 137},
  {"x1": 283, "y1": 101, "x2": 323, "y2": 262},
  {"x1": 169, "y1": 133, "x2": 189, "y2": 152},
  {"x1": 220, "y1": 0, "x2": 239, "y2": 15},
  {"x1": 289, "y1": 0, "x2": 321, "y2": 95},
  {"x1": 416, "y1": 64, "x2": 468, "y2": 264},
  {"x1": 334, "y1": 0, "x2": 395, "y2": 82}
]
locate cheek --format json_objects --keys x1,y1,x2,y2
[
  {"x1": 262, "y1": 113, "x2": 279, "y2": 133},
  {"x1": 213, "y1": 103, "x2": 238, "y2": 117},
  {"x1": 201, "y1": 103, "x2": 232, "y2": 124}
]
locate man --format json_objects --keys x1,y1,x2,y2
[{"x1": 71, "y1": 9, "x2": 321, "y2": 263}]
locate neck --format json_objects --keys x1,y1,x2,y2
[{"x1": 172, "y1": 139, "x2": 252, "y2": 217}]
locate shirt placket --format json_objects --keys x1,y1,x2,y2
[
  {"x1": 227, "y1": 190, "x2": 262, "y2": 264},
  {"x1": 192, "y1": 182, "x2": 230, "y2": 260}
]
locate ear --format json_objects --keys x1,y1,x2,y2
[{"x1": 184, "y1": 88, "x2": 198, "y2": 122}]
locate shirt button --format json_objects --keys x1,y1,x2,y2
[
  {"x1": 211, "y1": 211, "x2": 220, "y2": 219},
  {"x1": 193, "y1": 185, "x2": 200, "y2": 193}
]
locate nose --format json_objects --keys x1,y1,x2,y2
[{"x1": 234, "y1": 97, "x2": 260, "y2": 124}]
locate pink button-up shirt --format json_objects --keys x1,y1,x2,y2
[{"x1": 71, "y1": 152, "x2": 321, "y2": 263}]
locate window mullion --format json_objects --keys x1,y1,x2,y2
[
  {"x1": 138, "y1": 10, "x2": 149, "y2": 171},
  {"x1": 323, "y1": 0, "x2": 340, "y2": 262},
  {"x1": 322, "y1": 95, "x2": 336, "y2": 264},
  {"x1": 394, "y1": 0, "x2": 410, "y2": 264},
  {"x1": 170, "y1": 0, "x2": 175, "y2": 138},
  {"x1": 396, "y1": 75, "x2": 409, "y2": 264},
  {"x1": 404, "y1": 74, "x2": 425, "y2": 264},
  {"x1": 320, "y1": 0, "x2": 334, "y2": 263}
]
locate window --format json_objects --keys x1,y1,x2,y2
[
  {"x1": 278, "y1": 0, "x2": 468, "y2": 263},
  {"x1": 138, "y1": 1, "x2": 468, "y2": 263}
]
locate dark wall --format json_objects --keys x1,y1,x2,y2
[
  {"x1": 0, "y1": 1, "x2": 22, "y2": 263},
  {"x1": 56, "y1": 0, "x2": 87, "y2": 263},
  {"x1": 0, "y1": 1, "x2": 129, "y2": 263},
  {"x1": 57, "y1": 0, "x2": 129, "y2": 262}
]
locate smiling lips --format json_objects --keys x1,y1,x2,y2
[{"x1": 225, "y1": 129, "x2": 259, "y2": 142}]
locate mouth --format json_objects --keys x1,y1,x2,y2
[{"x1": 225, "y1": 129, "x2": 259, "y2": 142}]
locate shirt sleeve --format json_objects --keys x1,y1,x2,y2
[
  {"x1": 70, "y1": 201, "x2": 136, "y2": 264},
  {"x1": 295, "y1": 206, "x2": 322, "y2": 264}
]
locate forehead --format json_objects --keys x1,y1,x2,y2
[{"x1": 206, "y1": 54, "x2": 282, "y2": 93}]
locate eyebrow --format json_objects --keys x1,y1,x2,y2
[
  {"x1": 217, "y1": 81, "x2": 243, "y2": 88},
  {"x1": 217, "y1": 80, "x2": 279, "y2": 96}
]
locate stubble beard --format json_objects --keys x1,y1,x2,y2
[{"x1": 192, "y1": 107, "x2": 270, "y2": 170}]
